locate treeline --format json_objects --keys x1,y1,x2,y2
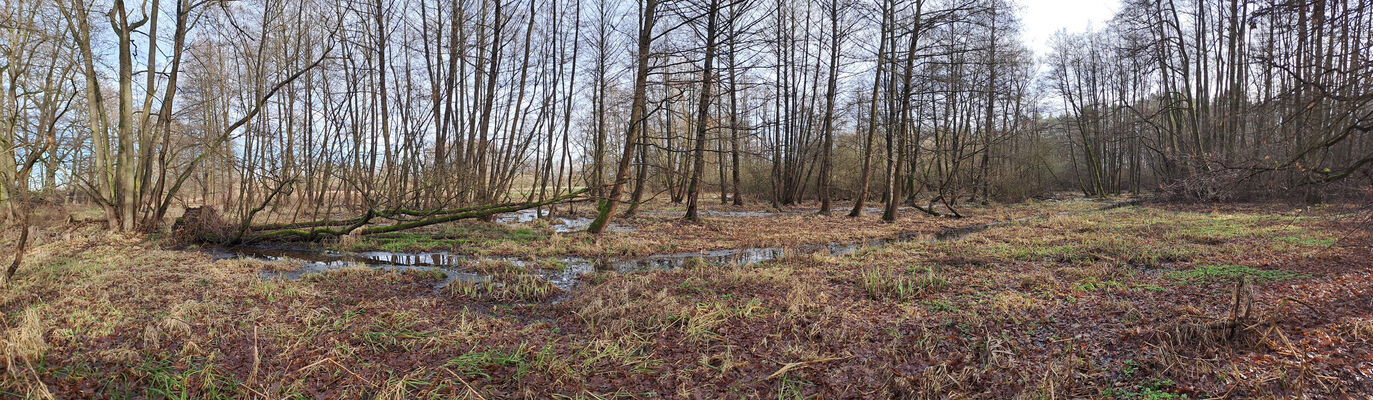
[
  {"x1": 1047, "y1": 0, "x2": 1372, "y2": 201},
  {"x1": 0, "y1": 0, "x2": 1368, "y2": 234}
]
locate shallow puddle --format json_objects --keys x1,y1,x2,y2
[
  {"x1": 210, "y1": 245, "x2": 591, "y2": 294},
  {"x1": 639, "y1": 207, "x2": 886, "y2": 219},
  {"x1": 493, "y1": 209, "x2": 634, "y2": 233},
  {"x1": 219, "y1": 199, "x2": 1133, "y2": 302},
  {"x1": 214, "y1": 227, "x2": 936, "y2": 299}
]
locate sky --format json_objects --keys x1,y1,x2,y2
[{"x1": 1017, "y1": 0, "x2": 1122, "y2": 58}]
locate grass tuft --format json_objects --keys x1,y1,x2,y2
[
  {"x1": 3, "y1": 307, "x2": 48, "y2": 369},
  {"x1": 446, "y1": 274, "x2": 561, "y2": 302},
  {"x1": 859, "y1": 266, "x2": 947, "y2": 301}
]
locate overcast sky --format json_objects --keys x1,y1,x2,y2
[{"x1": 1017, "y1": 0, "x2": 1122, "y2": 58}]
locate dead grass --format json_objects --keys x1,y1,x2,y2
[
  {"x1": 859, "y1": 265, "x2": 949, "y2": 301},
  {"x1": 3, "y1": 307, "x2": 46, "y2": 368},
  {"x1": 0, "y1": 200, "x2": 1369, "y2": 398},
  {"x1": 2, "y1": 307, "x2": 53, "y2": 399},
  {"x1": 445, "y1": 274, "x2": 561, "y2": 302},
  {"x1": 1350, "y1": 318, "x2": 1373, "y2": 341}
]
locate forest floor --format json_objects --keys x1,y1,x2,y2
[{"x1": 1, "y1": 197, "x2": 1371, "y2": 398}]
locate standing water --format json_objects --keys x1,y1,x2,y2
[{"x1": 218, "y1": 199, "x2": 1130, "y2": 301}]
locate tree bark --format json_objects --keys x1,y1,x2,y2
[
  {"x1": 588, "y1": 0, "x2": 658, "y2": 233},
  {"x1": 684, "y1": 0, "x2": 720, "y2": 222}
]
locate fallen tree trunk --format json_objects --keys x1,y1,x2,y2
[
  {"x1": 241, "y1": 209, "x2": 374, "y2": 243},
  {"x1": 375, "y1": 203, "x2": 498, "y2": 219},
  {"x1": 356, "y1": 195, "x2": 578, "y2": 235},
  {"x1": 249, "y1": 216, "x2": 370, "y2": 232},
  {"x1": 244, "y1": 204, "x2": 493, "y2": 233},
  {"x1": 236, "y1": 189, "x2": 589, "y2": 244}
]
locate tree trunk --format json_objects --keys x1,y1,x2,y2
[
  {"x1": 685, "y1": 0, "x2": 720, "y2": 222},
  {"x1": 587, "y1": 0, "x2": 658, "y2": 233}
]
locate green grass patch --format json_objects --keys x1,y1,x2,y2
[
  {"x1": 1101, "y1": 379, "x2": 1181, "y2": 399},
  {"x1": 1179, "y1": 217, "x2": 1252, "y2": 239},
  {"x1": 1166, "y1": 264, "x2": 1305, "y2": 285},
  {"x1": 1072, "y1": 277, "x2": 1127, "y2": 292},
  {"x1": 250, "y1": 280, "x2": 301, "y2": 302},
  {"x1": 923, "y1": 299, "x2": 959, "y2": 313},
  {"x1": 359, "y1": 311, "x2": 437, "y2": 350},
  {"x1": 140, "y1": 357, "x2": 241, "y2": 400},
  {"x1": 1276, "y1": 235, "x2": 1336, "y2": 247},
  {"x1": 445, "y1": 347, "x2": 530, "y2": 379},
  {"x1": 31, "y1": 257, "x2": 99, "y2": 281},
  {"x1": 774, "y1": 374, "x2": 814, "y2": 400},
  {"x1": 1166, "y1": 212, "x2": 1302, "y2": 244}
]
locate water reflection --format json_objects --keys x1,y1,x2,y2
[
  {"x1": 214, "y1": 227, "x2": 933, "y2": 299},
  {"x1": 218, "y1": 207, "x2": 1071, "y2": 302},
  {"x1": 491, "y1": 209, "x2": 635, "y2": 233}
]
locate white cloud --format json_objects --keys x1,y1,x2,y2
[{"x1": 1018, "y1": 0, "x2": 1121, "y2": 57}]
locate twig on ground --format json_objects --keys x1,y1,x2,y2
[{"x1": 768, "y1": 356, "x2": 845, "y2": 380}]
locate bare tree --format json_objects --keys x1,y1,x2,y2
[{"x1": 587, "y1": 0, "x2": 659, "y2": 233}]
